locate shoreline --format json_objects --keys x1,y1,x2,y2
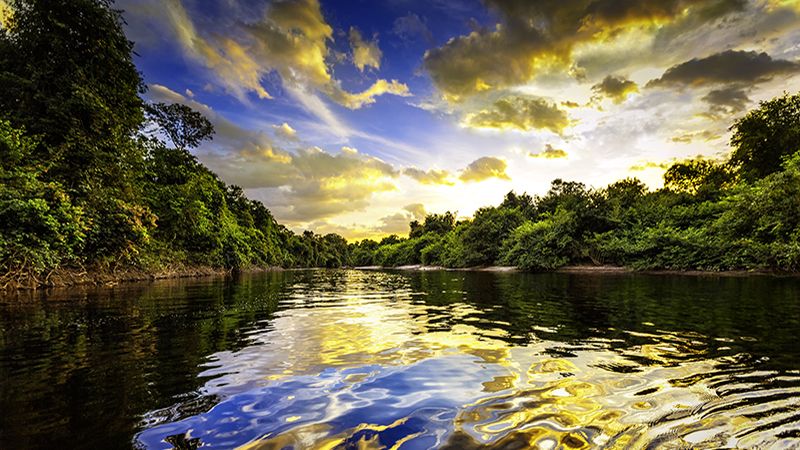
[
  {"x1": 354, "y1": 264, "x2": 799, "y2": 277},
  {"x1": 3, "y1": 263, "x2": 796, "y2": 294},
  {"x1": 0, "y1": 265, "x2": 284, "y2": 292}
]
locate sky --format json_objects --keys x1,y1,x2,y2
[{"x1": 117, "y1": 0, "x2": 800, "y2": 240}]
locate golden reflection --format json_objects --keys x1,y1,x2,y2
[{"x1": 205, "y1": 272, "x2": 784, "y2": 449}]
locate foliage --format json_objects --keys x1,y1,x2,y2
[
  {"x1": 500, "y1": 210, "x2": 577, "y2": 270},
  {"x1": 409, "y1": 211, "x2": 456, "y2": 238},
  {"x1": 2, "y1": 0, "x2": 800, "y2": 285},
  {"x1": 0, "y1": 0, "x2": 355, "y2": 285},
  {"x1": 0, "y1": 120, "x2": 86, "y2": 283},
  {"x1": 730, "y1": 92, "x2": 800, "y2": 182},
  {"x1": 663, "y1": 158, "x2": 733, "y2": 196},
  {"x1": 0, "y1": 0, "x2": 145, "y2": 191},
  {"x1": 145, "y1": 102, "x2": 215, "y2": 150}
]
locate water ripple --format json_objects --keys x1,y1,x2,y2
[{"x1": 128, "y1": 270, "x2": 800, "y2": 449}]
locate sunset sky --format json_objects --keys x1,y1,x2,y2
[{"x1": 118, "y1": 0, "x2": 800, "y2": 240}]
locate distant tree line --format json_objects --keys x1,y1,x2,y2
[
  {"x1": 1, "y1": 0, "x2": 799, "y2": 288},
  {"x1": 353, "y1": 93, "x2": 800, "y2": 272}
]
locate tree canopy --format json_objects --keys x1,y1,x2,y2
[{"x1": 1, "y1": 0, "x2": 800, "y2": 288}]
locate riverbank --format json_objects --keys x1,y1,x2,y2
[
  {"x1": 0, "y1": 265, "x2": 284, "y2": 291},
  {"x1": 354, "y1": 264, "x2": 797, "y2": 277},
  {"x1": 3, "y1": 263, "x2": 794, "y2": 293}
]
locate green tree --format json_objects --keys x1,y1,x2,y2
[
  {"x1": 145, "y1": 102, "x2": 215, "y2": 151},
  {"x1": 0, "y1": 121, "x2": 86, "y2": 285},
  {"x1": 409, "y1": 212, "x2": 456, "y2": 238},
  {"x1": 730, "y1": 92, "x2": 800, "y2": 181},
  {"x1": 663, "y1": 159, "x2": 732, "y2": 195},
  {"x1": 0, "y1": 0, "x2": 145, "y2": 191}
]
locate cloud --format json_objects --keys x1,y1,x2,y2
[
  {"x1": 306, "y1": 203, "x2": 428, "y2": 240},
  {"x1": 459, "y1": 156, "x2": 511, "y2": 182},
  {"x1": 591, "y1": 75, "x2": 639, "y2": 104},
  {"x1": 162, "y1": 0, "x2": 271, "y2": 100},
  {"x1": 147, "y1": 84, "x2": 406, "y2": 223},
  {"x1": 349, "y1": 27, "x2": 381, "y2": 71},
  {"x1": 422, "y1": 0, "x2": 744, "y2": 101},
  {"x1": 140, "y1": 0, "x2": 409, "y2": 113},
  {"x1": 403, "y1": 203, "x2": 427, "y2": 220},
  {"x1": 273, "y1": 122, "x2": 298, "y2": 140},
  {"x1": 463, "y1": 95, "x2": 570, "y2": 133},
  {"x1": 671, "y1": 130, "x2": 720, "y2": 143},
  {"x1": 529, "y1": 144, "x2": 568, "y2": 159},
  {"x1": 276, "y1": 150, "x2": 398, "y2": 221},
  {"x1": 207, "y1": 146, "x2": 398, "y2": 222},
  {"x1": 374, "y1": 203, "x2": 429, "y2": 234},
  {"x1": 647, "y1": 50, "x2": 800, "y2": 88},
  {"x1": 392, "y1": 13, "x2": 433, "y2": 44},
  {"x1": 402, "y1": 167, "x2": 455, "y2": 185},
  {"x1": 701, "y1": 85, "x2": 750, "y2": 116},
  {"x1": 423, "y1": 23, "x2": 548, "y2": 101},
  {"x1": 327, "y1": 79, "x2": 411, "y2": 109},
  {"x1": 629, "y1": 161, "x2": 672, "y2": 171},
  {"x1": 148, "y1": 83, "x2": 273, "y2": 151}
]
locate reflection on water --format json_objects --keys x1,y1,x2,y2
[{"x1": 2, "y1": 270, "x2": 800, "y2": 449}]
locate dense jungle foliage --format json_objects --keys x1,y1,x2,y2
[
  {"x1": 0, "y1": 0, "x2": 352, "y2": 287},
  {"x1": 1, "y1": 0, "x2": 799, "y2": 288}
]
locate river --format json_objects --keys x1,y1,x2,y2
[{"x1": 1, "y1": 270, "x2": 799, "y2": 449}]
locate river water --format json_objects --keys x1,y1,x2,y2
[{"x1": 1, "y1": 270, "x2": 799, "y2": 449}]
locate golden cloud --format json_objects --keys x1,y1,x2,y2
[
  {"x1": 374, "y1": 211, "x2": 415, "y2": 234},
  {"x1": 402, "y1": 168, "x2": 455, "y2": 185},
  {"x1": 424, "y1": 23, "x2": 549, "y2": 101},
  {"x1": 304, "y1": 203, "x2": 427, "y2": 240},
  {"x1": 403, "y1": 203, "x2": 427, "y2": 221},
  {"x1": 349, "y1": 27, "x2": 381, "y2": 71},
  {"x1": 591, "y1": 75, "x2": 639, "y2": 104},
  {"x1": 206, "y1": 145, "x2": 398, "y2": 222},
  {"x1": 463, "y1": 95, "x2": 570, "y2": 133},
  {"x1": 530, "y1": 144, "x2": 568, "y2": 159},
  {"x1": 273, "y1": 122, "x2": 298, "y2": 140},
  {"x1": 155, "y1": 0, "x2": 408, "y2": 109},
  {"x1": 459, "y1": 156, "x2": 511, "y2": 183},
  {"x1": 146, "y1": 84, "x2": 402, "y2": 223},
  {"x1": 629, "y1": 161, "x2": 671, "y2": 171},
  {"x1": 328, "y1": 79, "x2": 411, "y2": 109},
  {"x1": 671, "y1": 130, "x2": 720, "y2": 144},
  {"x1": 164, "y1": 0, "x2": 271, "y2": 100}
]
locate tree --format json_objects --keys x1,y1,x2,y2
[
  {"x1": 0, "y1": 120, "x2": 86, "y2": 285},
  {"x1": 409, "y1": 212, "x2": 456, "y2": 238},
  {"x1": 663, "y1": 159, "x2": 732, "y2": 195},
  {"x1": 500, "y1": 191, "x2": 536, "y2": 218},
  {"x1": 458, "y1": 206, "x2": 525, "y2": 266},
  {"x1": 0, "y1": 0, "x2": 145, "y2": 191},
  {"x1": 730, "y1": 92, "x2": 800, "y2": 181},
  {"x1": 145, "y1": 102, "x2": 215, "y2": 150}
]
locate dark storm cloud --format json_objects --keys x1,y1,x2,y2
[{"x1": 647, "y1": 50, "x2": 800, "y2": 88}]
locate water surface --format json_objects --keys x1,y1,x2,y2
[{"x1": 1, "y1": 270, "x2": 800, "y2": 449}]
